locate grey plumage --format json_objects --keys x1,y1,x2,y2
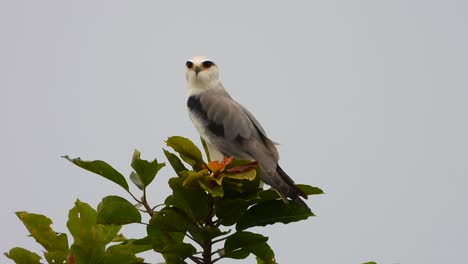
[{"x1": 185, "y1": 56, "x2": 308, "y2": 209}]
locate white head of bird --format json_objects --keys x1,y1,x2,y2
[{"x1": 185, "y1": 56, "x2": 220, "y2": 93}]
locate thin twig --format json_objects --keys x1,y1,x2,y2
[
  {"x1": 188, "y1": 255, "x2": 204, "y2": 264},
  {"x1": 186, "y1": 233, "x2": 204, "y2": 248},
  {"x1": 212, "y1": 237, "x2": 228, "y2": 245},
  {"x1": 212, "y1": 256, "x2": 224, "y2": 263}
]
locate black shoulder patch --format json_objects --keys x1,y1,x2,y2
[{"x1": 187, "y1": 96, "x2": 225, "y2": 137}]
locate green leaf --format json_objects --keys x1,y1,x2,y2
[
  {"x1": 223, "y1": 169, "x2": 256, "y2": 181},
  {"x1": 129, "y1": 171, "x2": 144, "y2": 190},
  {"x1": 297, "y1": 184, "x2": 324, "y2": 195},
  {"x1": 107, "y1": 237, "x2": 153, "y2": 254},
  {"x1": 131, "y1": 149, "x2": 165, "y2": 187},
  {"x1": 199, "y1": 176, "x2": 224, "y2": 197},
  {"x1": 166, "y1": 177, "x2": 209, "y2": 223},
  {"x1": 181, "y1": 169, "x2": 209, "y2": 188},
  {"x1": 154, "y1": 242, "x2": 196, "y2": 264},
  {"x1": 363, "y1": 262, "x2": 378, "y2": 264},
  {"x1": 163, "y1": 149, "x2": 188, "y2": 177},
  {"x1": 236, "y1": 200, "x2": 314, "y2": 231},
  {"x1": 67, "y1": 200, "x2": 121, "y2": 263},
  {"x1": 223, "y1": 248, "x2": 250, "y2": 259},
  {"x1": 190, "y1": 226, "x2": 229, "y2": 247},
  {"x1": 147, "y1": 223, "x2": 185, "y2": 252},
  {"x1": 15, "y1": 212, "x2": 68, "y2": 263},
  {"x1": 181, "y1": 169, "x2": 224, "y2": 197},
  {"x1": 159, "y1": 242, "x2": 196, "y2": 257},
  {"x1": 256, "y1": 256, "x2": 277, "y2": 264},
  {"x1": 103, "y1": 244, "x2": 145, "y2": 264},
  {"x1": 97, "y1": 196, "x2": 142, "y2": 225},
  {"x1": 225, "y1": 231, "x2": 268, "y2": 252},
  {"x1": 166, "y1": 136, "x2": 204, "y2": 168},
  {"x1": 146, "y1": 211, "x2": 195, "y2": 263},
  {"x1": 224, "y1": 231, "x2": 275, "y2": 262},
  {"x1": 44, "y1": 251, "x2": 69, "y2": 264},
  {"x1": 258, "y1": 189, "x2": 281, "y2": 201},
  {"x1": 63, "y1": 156, "x2": 129, "y2": 191},
  {"x1": 215, "y1": 198, "x2": 249, "y2": 226},
  {"x1": 4, "y1": 247, "x2": 42, "y2": 264},
  {"x1": 111, "y1": 233, "x2": 127, "y2": 243},
  {"x1": 149, "y1": 207, "x2": 192, "y2": 233}
]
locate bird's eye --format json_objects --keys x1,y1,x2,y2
[
  {"x1": 202, "y1": 61, "x2": 214, "y2": 68},
  {"x1": 186, "y1": 61, "x2": 194, "y2": 69}
]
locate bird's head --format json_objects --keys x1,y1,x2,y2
[{"x1": 185, "y1": 56, "x2": 219, "y2": 89}]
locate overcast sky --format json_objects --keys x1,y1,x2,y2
[{"x1": 1, "y1": 1, "x2": 467, "y2": 263}]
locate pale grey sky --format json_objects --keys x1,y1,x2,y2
[{"x1": 1, "y1": 1, "x2": 467, "y2": 263}]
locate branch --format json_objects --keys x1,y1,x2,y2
[{"x1": 141, "y1": 188, "x2": 155, "y2": 217}]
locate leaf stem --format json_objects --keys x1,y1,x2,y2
[
  {"x1": 140, "y1": 188, "x2": 155, "y2": 217},
  {"x1": 188, "y1": 255, "x2": 204, "y2": 264},
  {"x1": 212, "y1": 256, "x2": 224, "y2": 263}
]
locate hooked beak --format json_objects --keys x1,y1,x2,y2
[{"x1": 194, "y1": 66, "x2": 201, "y2": 76}]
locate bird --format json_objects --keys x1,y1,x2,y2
[{"x1": 185, "y1": 56, "x2": 308, "y2": 209}]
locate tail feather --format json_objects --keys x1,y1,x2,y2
[
  {"x1": 276, "y1": 165, "x2": 308, "y2": 199},
  {"x1": 273, "y1": 165, "x2": 310, "y2": 210}
]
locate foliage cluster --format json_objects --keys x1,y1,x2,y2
[{"x1": 5, "y1": 136, "x2": 323, "y2": 264}]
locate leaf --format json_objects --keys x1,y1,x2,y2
[
  {"x1": 256, "y1": 256, "x2": 277, "y2": 264},
  {"x1": 198, "y1": 176, "x2": 224, "y2": 197},
  {"x1": 149, "y1": 207, "x2": 192, "y2": 233},
  {"x1": 190, "y1": 226, "x2": 230, "y2": 246},
  {"x1": 215, "y1": 198, "x2": 249, "y2": 226},
  {"x1": 166, "y1": 136, "x2": 204, "y2": 168},
  {"x1": 224, "y1": 231, "x2": 275, "y2": 262},
  {"x1": 107, "y1": 237, "x2": 153, "y2": 254},
  {"x1": 224, "y1": 231, "x2": 268, "y2": 252},
  {"x1": 63, "y1": 156, "x2": 129, "y2": 191},
  {"x1": 4, "y1": 247, "x2": 42, "y2": 264},
  {"x1": 131, "y1": 149, "x2": 165, "y2": 187},
  {"x1": 146, "y1": 211, "x2": 195, "y2": 263},
  {"x1": 160, "y1": 243, "x2": 195, "y2": 264},
  {"x1": 236, "y1": 200, "x2": 314, "y2": 231},
  {"x1": 182, "y1": 169, "x2": 209, "y2": 188},
  {"x1": 97, "y1": 196, "x2": 141, "y2": 225},
  {"x1": 163, "y1": 149, "x2": 188, "y2": 177},
  {"x1": 44, "y1": 251, "x2": 69, "y2": 264},
  {"x1": 226, "y1": 161, "x2": 258, "y2": 173},
  {"x1": 103, "y1": 244, "x2": 145, "y2": 264},
  {"x1": 223, "y1": 169, "x2": 257, "y2": 181},
  {"x1": 130, "y1": 171, "x2": 144, "y2": 190},
  {"x1": 258, "y1": 189, "x2": 281, "y2": 201},
  {"x1": 166, "y1": 177, "x2": 209, "y2": 223},
  {"x1": 297, "y1": 184, "x2": 324, "y2": 195},
  {"x1": 206, "y1": 157, "x2": 233, "y2": 173},
  {"x1": 15, "y1": 212, "x2": 68, "y2": 263},
  {"x1": 67, "y1": 200, "x2": 121, "y2": 263}
]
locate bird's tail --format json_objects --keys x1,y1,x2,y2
[{"x1": 275, "y1": 165, "x2": 310, "y2": 210}]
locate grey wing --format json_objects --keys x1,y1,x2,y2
[
  {"x1": 200, "y1": 91, "x2": 257, "y2": 141},
  {"x1": 197, "y1": 90, "x2": 279, "y2": 166}
]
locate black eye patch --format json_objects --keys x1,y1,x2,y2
[
  {"x1": 186, "y1": 61, "x2": 194, "y2": 69},
  {"x1": 202, "y1": 61, "x2": 214, "y2": 68}
]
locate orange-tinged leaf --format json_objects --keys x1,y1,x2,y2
[
  {"x1": 206, "y1": 160, "x2": 225, "y2": 172},
  {"x1": 68, "y1": 253, "x2": 75, "y2": 264},
  {"x1": 206, "y1": 157, "x2": 234, "y2": 173},
  {"x1": 226, "y1": 161, "x2": 258, "y2": 174}
]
